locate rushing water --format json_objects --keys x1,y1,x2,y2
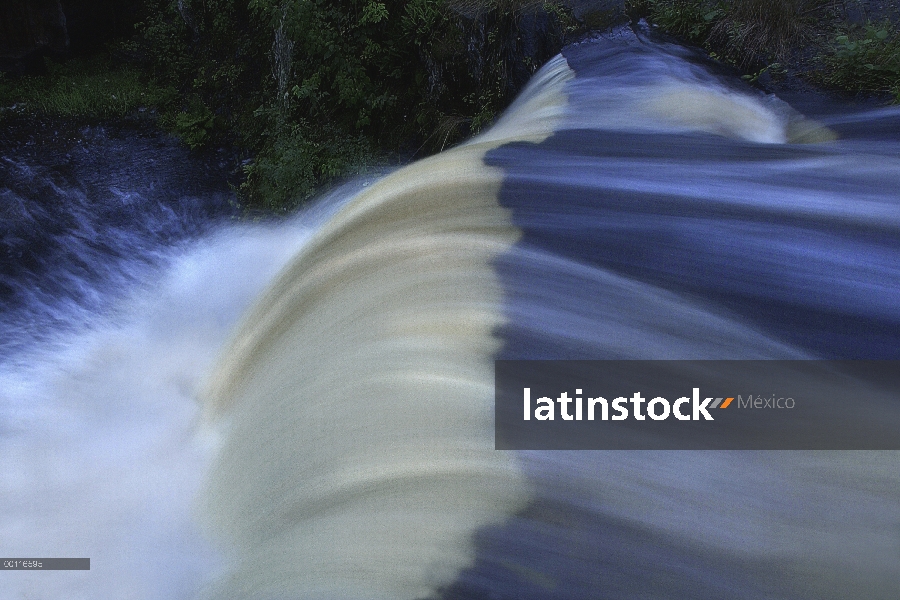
[{"x1": 2, "y1": 27, "x2": 899, "y2": 600}]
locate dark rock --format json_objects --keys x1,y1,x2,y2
[
  {"x1": 0, "y1": 0, "x2": 68, "y2": 74},
  {"x1": 842, "y1": 0, "x2": 900, "y2": 25},
  {"x1": 563, "y1": 0, "x2": 626, "y2": 30},
  {"x1": 1, "y1": 0, "x2": 143, "y2": 73},
  {"x1": 564, "y1": 0, "x2": 625, "y2": 21},
  {"x1": 60, "y1": 0, "x2": 142, "y2": 54}
]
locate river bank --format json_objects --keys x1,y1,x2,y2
[
  {"x1": 2, "y1": 1, "x2": 899, "y2": 213},
  {"x1": 623, "y1": 1, "x2": 900, "y2": 102}
]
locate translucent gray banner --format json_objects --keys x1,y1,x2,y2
[
  {"x1": 495, "y1": 361, "x2": 900, "y2": 449},
  {"x1": 1, "y1": 558, "x2": 90, "y2": 570}
]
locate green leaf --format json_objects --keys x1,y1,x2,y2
[{"x1": 360, "y1": 1, "x2": 388, "y2": 25}]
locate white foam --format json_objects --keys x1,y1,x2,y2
[{"x1": 0, "y1": 223, "x2": 312, "y2": 599}]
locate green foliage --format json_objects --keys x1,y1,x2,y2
[
  {"x1": 128, "y1": 0, "x2": 269, "y2": 143},
  {"x1": 634, "y1": 0, "x2": 721, "y2": 46},
  {"x1": 241, "y1": 122, "x2": 374, "y2": 211},
  {"x1": 121, "y1": 0, "x2": 572, "y2": 210},
  {"x1": 125, "y1": 1, "x2": 193, "y2": 83},
  {"x1": 0, "y1": 56, "x2": 173, "y2": 119},
  {"x1": 172, "y1": 98, "x2": 216, "y2": 148},
  {"x1": 631, "y1": 0, "x2": 826, "y2": 67},
  {"x1": 254, "y1": 0, "x2": 412, "y2": 134},
  {"x1": 630, "y1": 1, "x2": 900, "y2": 102},
  {"x1": 823, "y1": 22, "x2": 900, "y2": 98},
  {"x1": 215, "y1": 0, "x2": 569, "y2": 208},
  {"x1": 403, "y1": 0, "x2": 447, "y2": 37}
]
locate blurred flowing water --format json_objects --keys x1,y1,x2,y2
[
  {"x1": 0, "y1": 120, "x2": 240, "y2": 354},
  {"x1": 2, "y1": 27, "x2": 899, "y2": 600}
]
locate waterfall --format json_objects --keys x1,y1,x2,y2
[{"x1": 2, "y1": 27, "x2": 899, "y2": 600}]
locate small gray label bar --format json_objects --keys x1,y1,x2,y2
[{"x1": 2, "y1": 558, "x2": 90, "y2": 570}]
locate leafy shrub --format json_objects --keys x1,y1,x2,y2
[
  {"x1": 123, "y1": 0, "x2": 573, "y2": 209},
  {"x1": 128, "y1": 0, "x2": 269, "y2": 144},
  {"x1": 824, "y1": 21, "x2": 900, "y2": 98},
  {"x1": 241, "y1": 122, "x2": 374, "y2": 211},
  {"x1": 172, "y1": 98, "x2": 216, "y2": 148},
  {"x1": 633, "y1": 0, "x2": 721, "y2": 46},
  {"x1": 250, "y1": 0, "x2": 413, "y2": 137},
  {"x1": 629, "y1": 0, "x2": 900, "y2": 101}
]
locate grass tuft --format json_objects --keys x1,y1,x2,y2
[
  {"x1": 0, "y1": 56, "x2": 174, "y2": 120},
  {"x1": 709, "y1": 0, "x2": 831, "y2": 67},
  {"x1": 631, "y1": 1, "x2": 900, "y2": 102}
]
